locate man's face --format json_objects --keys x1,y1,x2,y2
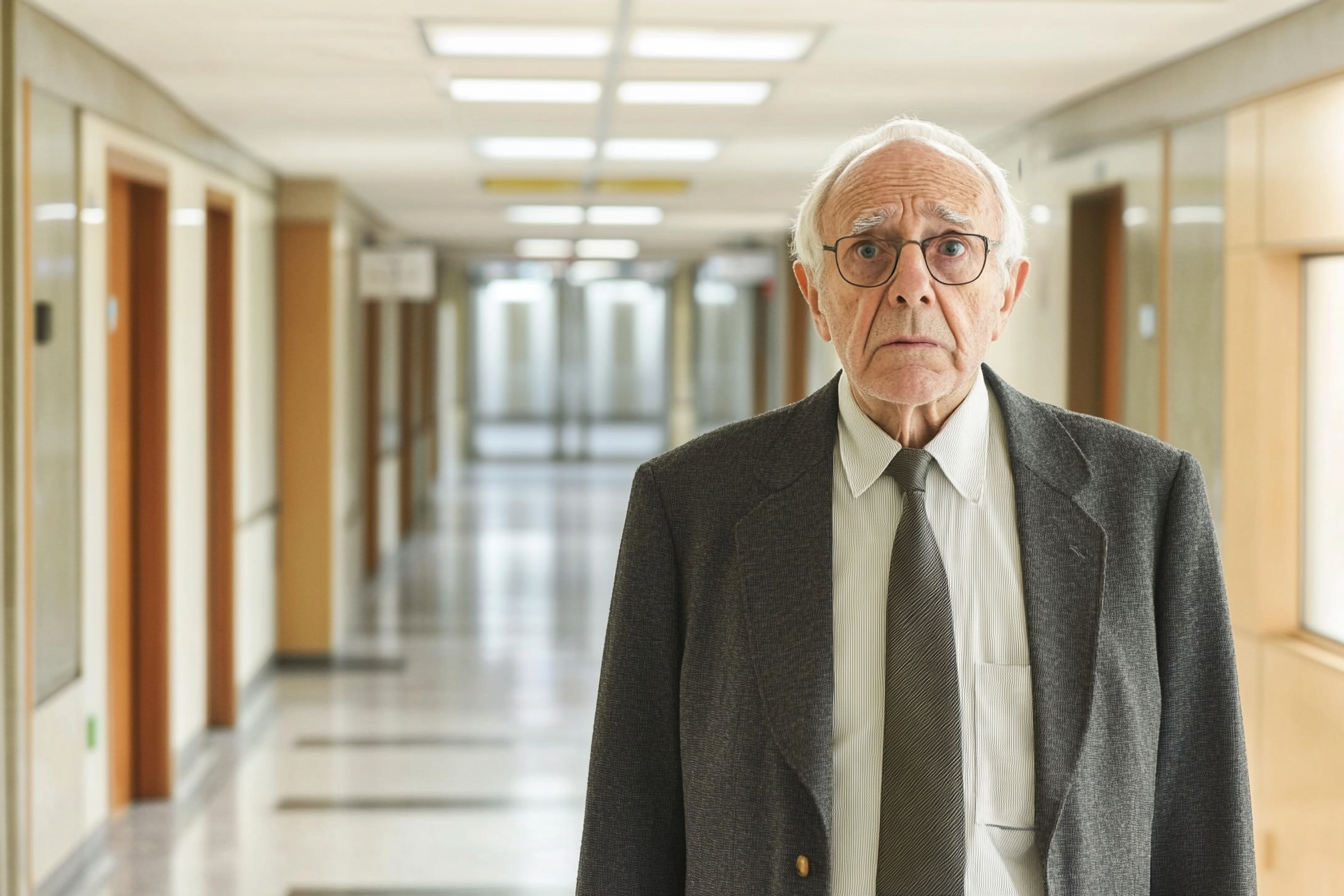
[{"x1": 795, "y1": 140, "x2": 1028, "y2": 411}]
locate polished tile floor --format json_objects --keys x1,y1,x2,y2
[{"x1": 70, "y1": 462, "x2": 633, "y2": 896}]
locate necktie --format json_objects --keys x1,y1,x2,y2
[{"x1": 875, "y1": 448, "x2": 965, "y2": 896}]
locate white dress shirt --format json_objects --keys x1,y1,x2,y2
[{"x1": 830, "y1": 369, "x2": 1042, "y2": 896}]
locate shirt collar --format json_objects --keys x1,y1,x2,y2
[{"x1": 836, "y1": 368, "x2": 990, "y2": 503}]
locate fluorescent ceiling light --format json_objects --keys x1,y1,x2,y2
[
  {"x1": 423, "y1": 25, "x2": 610, "y2": 58},
  {"x1": 507, "y1": 205, "x2": 585, "y2": 225},
  {"x1": 618, "y1": 81, "x2": 770, "y2": 105},
  {"x1": 515, "y1": 239, "x2": 574, "y2": 259},
  {"x1": 629, "y1": 29, "x2": 814, "y2": 61},
  {"x1": 448, "y1": 79, "x2": 601, "y2": 104},
  {"x1": 603, "y1": 139, "x2": 719, "y2": 161},
  {"x1": 576, "y1": 239, "x2": 640, "y2": 259},
  {"x1": 586, "y1": 206, "x2": 663, "y2": 225},
  {"x1": 478, "y1": 138, "x2": 597, "y2": 160}
]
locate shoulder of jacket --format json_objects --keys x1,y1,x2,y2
[{"x1": 1042, "y1": 402, "x2": 1187, "y2": 476}]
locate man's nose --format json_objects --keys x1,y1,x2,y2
[{"x1": 888, "y1": 241, "x2": 935, "y2": 306}]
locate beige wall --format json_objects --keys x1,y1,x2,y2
[
  {"x1": 1223, "y1": 76, "x2": 1344, "y2": 895},
  {"x1": 28, "y1": 113, "x2": 277, "y2": 885}
]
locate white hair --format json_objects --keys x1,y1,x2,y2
[{"x1": 791, "y1": 116, "x2": 1025, "y2": 280}]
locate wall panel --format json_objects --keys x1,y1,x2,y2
[{"x1": 1261, "y1": 77, "x2": 1344, "y2": 247}]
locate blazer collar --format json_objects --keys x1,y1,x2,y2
[{"x1": 984, "y1": 364, "x2": 1106, "y2": 876}]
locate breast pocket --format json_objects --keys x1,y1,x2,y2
[{"x1": 975, "y1": 662, "x2": 1035, "y2": 832}]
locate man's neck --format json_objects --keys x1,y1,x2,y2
[{"x1": 847, "y1": 375, "x2": 976, "y2": 449}]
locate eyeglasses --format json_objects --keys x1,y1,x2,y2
[{"x1": 822, "y1": 232, "x2": 995, "y2": 288}]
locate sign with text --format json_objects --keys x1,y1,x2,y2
[{"x1": 360, "y1": 247, "x2": 437, "y2": 300}]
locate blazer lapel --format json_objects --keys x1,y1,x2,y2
[
  {"x1": 984, "y1": 366, "x2": 1106, "y2": 868},
  {"x1": 735, "y1": 377, "x2": 840, "y2": 838}
]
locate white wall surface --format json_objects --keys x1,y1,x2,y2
[{"x1": 32, "y1": 113, "x2": 276, "y2": 885}]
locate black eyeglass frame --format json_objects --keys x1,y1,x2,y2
[{"x1": 821, "y1": 232, "x2": 998, "y2": 288}]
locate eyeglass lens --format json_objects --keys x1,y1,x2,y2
[{"x1": 835, "y1": 234, "x2": 986, "y2": 286}]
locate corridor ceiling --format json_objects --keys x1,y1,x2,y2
[{"x1": 33, "y1": 0, "x2": 1314, "y2": 256}]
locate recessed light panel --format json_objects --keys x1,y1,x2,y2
[
  {"x1": 629, "y1": 29, "x2": 814, "y2": 61},
  {"x1": 424, "y1": 25, "x2": 610, "y2": 58},
  {"x1": 449, "y1": 79, "x2": 602, "y2": 103},
  {"x1": 618, "y1": 81, "x2": 771, "y2": 105},
  {"x1": 478, "y1": 138, "x2": 597, "y2": 160},
  {"x1": 576, "y1": 239, "x2": 640, "y2": 259},
  {"x1": 507, "y1": 205, "x2": 586, "y2": 225},
  {"x1": 603, "y1": 139, "x2": 719, "y2": 161},
  {"x1": 586, "y1": 206, "x2": 664, "y2": 225},
  {"x1": 516, "y1": 239, "x2": 574, "y2": 259}
]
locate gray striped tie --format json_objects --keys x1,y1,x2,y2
[{"x1": 875, "y1": 448, "x2": 964, "y2": 896}]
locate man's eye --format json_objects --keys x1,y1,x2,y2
[
  {"x1": 939, "y1": 239, "x2": 967, "y2": 257},
  {"x1": 856, "y1": 243, "x2": 881, "y2": 259}
]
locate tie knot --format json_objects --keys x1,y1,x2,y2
[{"x1": 886, "y1": 448, "x2": 934, "y2": 493}]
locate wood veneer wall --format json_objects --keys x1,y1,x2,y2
[
  {"x1": 1222, "y1": 78, "x2": 1344, "y2": 895},
  {"x1": 276, "y1": 221, "x2": 333, "y2": 655}
]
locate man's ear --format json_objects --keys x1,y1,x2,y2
[
  {"x1": 991, "y1": 257, "x2": 1029, "y2": 342},
  {"x1": 793, "y1": 261, "x2": 832, "y2": 343}
]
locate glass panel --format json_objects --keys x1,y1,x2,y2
[
  {"x1": 1167, "y1": 116, "x2": 1226, "y2": 528},
  {"x1": 471, "y1": 273, "x2": 559, "y2": 458},
  {"x1": 1303, "y1": 254, "x2": 1344, "y2": 644},
  {"x1": 583, "y1": 279, "x2": 667, "y2": 458},
  {"x1": 30, "y1": 90, "x2": 81, "y2": 704},
  {"x1": 693, "y1": 253, "x2": 775, "y2": 434}
]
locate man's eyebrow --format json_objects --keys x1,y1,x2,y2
[
  {"x1": 932, "y1": 205, "x2": 974, "y2": 228},
  {"x1": 850, "y1": 209, "x2": 893, "y2": 234}
]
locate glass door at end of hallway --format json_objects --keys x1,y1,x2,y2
[{"x1": 469, "y1": 260, "x2": 672, "y2": 461}]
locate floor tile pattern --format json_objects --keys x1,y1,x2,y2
[{"x1": 59, "y1": 462, "x2": 632, "y2": 896}]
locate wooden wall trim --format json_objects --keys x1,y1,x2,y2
[
  {"x1": 399, "y1": 303, "x2": 414, "y2": 535},
  {"x1": 1222, "y1": 248, "x2": 1302, "y2": 635},
  {"x1": 20, "y1": 77, "x2": 34, "y2": 889},
  {"x1": 362, "y1": 304, "x2": 380, "y2": 574},
  {"x1": 1157, "y1": 130, "x2": 1172, "y2": 442},
  {"x1": 277, "y1": 222, "x2": 334, "y2": 655}
]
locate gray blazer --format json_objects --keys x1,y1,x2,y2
[{"x1": 577, "y1": 367, "x2": 1254, "y2": 896}]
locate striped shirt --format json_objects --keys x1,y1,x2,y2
[{"x1": 831, "y1": 369, "x2": 1043, "y2": 896}]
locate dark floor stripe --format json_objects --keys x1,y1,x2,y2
[
  {"x1": 293, "y1": 735, "x2": 585, "y2": 749},
  {"x1": 276, "y1": 655, "x2": 407, "y2": 673},
  {"x1": 277, "y1": 796, "x2": 583, "y2": 811}
]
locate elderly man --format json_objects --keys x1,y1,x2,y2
[{"x1": 577, "y1": 117, "x2": 1253, "y2": 896}]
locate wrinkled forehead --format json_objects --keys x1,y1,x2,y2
[{"x1": 822, "y1": 138, "x2": 998, "y2": 235}]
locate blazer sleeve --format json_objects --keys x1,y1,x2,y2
[
  {"x1": 1149, "y1": 452, "x2": 1257, "y2": 895},
  {"x1": 576, "y1": 463, "x2": 687, "y2": 895}
]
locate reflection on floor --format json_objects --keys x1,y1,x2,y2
[{"x1": 62, "y1": 462, "x2": 633, "y2": 896}]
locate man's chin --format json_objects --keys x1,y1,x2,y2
[{"x1": 851, "y1": 365, "x2": 956, "y2": 408}]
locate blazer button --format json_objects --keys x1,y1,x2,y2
[{"x1": 796, "y1": 855, "x2": 810, "y2": 878}]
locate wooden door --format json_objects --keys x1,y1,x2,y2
[
  {"x1": 107, "y1": 168, "x2": 172, "y2": 807},
  {"x1": 206, "y1": 201, "x2": 236, "y2": 727},
  {"x1": 1067, "y1": 187, "x2": 1126, "y2": 422}
]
